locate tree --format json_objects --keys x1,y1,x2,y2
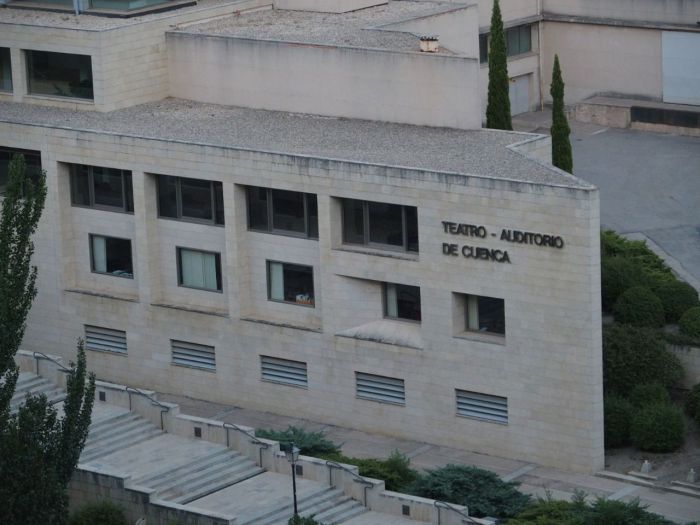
[
  {"x1": 0, "y1": 154, "x2": 96, "y2": 525},
  {"x1": 485, "y1": 0, "x2": 512, "y2": 130},
  {"x1": 550, "y1": 55, "x2": 573, "y2": 173}
]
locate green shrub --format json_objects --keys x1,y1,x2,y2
[
  {"x1": 652, "y1": 280, "x2": 699, "y2": 323},
  {"x1": 629, "y1": 383, "x2": 671, "y2": 408},
  {"x1": 255, "y1": 426, "x2": 341, "y2": 456},
  {"x1": 68, "y1": 501, "x2": 128, "y2": 525},
  {"x1": 630, "y1": 403, "x2": 685, "y2": 452},
  {"x1": 601, "y1": 231, "x2": 674, "y2": 281},
  {"x1": 604, "y1": 395, "x2": 633, "y2": 448},
  {"x1": 613, "y1": 286, "x2": 665, "y2": 328},
  {"x1": 407, "y1": 464, "x2": 530, "y2": 519},
  {"x1": 685, "y1": 383, "x2": 700, "y2": 425},
  {"x1": 506, "y1": 499, "x2": 586, "y2": 525},
  {"x1": 603, "y1": 324, "x2": 683, "y2": 396},
  {"x1": 320, "y1": 450, "x2": 418, "y2": 492},
  {"x1": 679, "y1": 307, "x2": 700, "y2": 339},
  {"x1": 589, "y1": 498, "x2": 676, "y2": 525},
  {"x1": 601, "y1": 256, "x2": 650, "y2": 312},
  {"x1": 289, "y1": 515, "x2": 322, "y2": 525}
]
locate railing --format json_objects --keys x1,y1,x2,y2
[
  {"x1": 33, "y1": 351, "x2": 71, "y2": 375},
  {"x1": 125, "y1": 386, "x2": 170, "y2": 430},
  {"x1": 223, "y1": 422, "x2": 269, "y2": 466},
  {"x1": 434, "y1": 500, "x2": 480, "y2": 525},
  {"x1": 325, "y1": 460, "x2": 374, "y2": 506}
]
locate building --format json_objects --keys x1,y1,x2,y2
[{"x1": 1, "y1": 0, "x2": 605, "y2": 474}]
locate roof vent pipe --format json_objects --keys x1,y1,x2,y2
[{"x1": 419, "y1": 35, "x2": 439, "y2": 53}]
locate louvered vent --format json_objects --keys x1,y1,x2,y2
[
  {"x1": 85, "y1": 325, "x2": 127, "y2": 354},
  {"x1": 260, "y1": 356, "x2": 308, "y2": 388},
  {"x1": 171, "y1": 340, "x2": 216, "y2": 371},
  {"x1": 456, "y1": 389, "x2": 508, "y2": 424},
  {"x1": 355, "y1": 372, "x2": 405, "y2": 405}
]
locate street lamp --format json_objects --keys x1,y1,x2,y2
[{"x1": 287, "y1": 442, "x2": 301, "y2": 517}]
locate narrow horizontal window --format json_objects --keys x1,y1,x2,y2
[
  {"x1": 26, "y1": 50, "x2": 93, "y2": 100},
  {"x1": 356, "y1": 372, "x2": 405, "y2": 406},
  {"x1": 261, "y1": 356, "x2": 308, "y2": 388},
  {"x1": 0, "y1": 147, "x2": 42, "y2": 195},
  {"x1": 171, "y1": 339, "x2": 215, "y2": 371},
  {"x1": 384, "y1": 283, "x2": 421, "y2": 322},
  {"x1": 267, "y1": 261, "x2": 314, "y2": 306},
  {"x1": 341, "y1": 198, "x2": 418, "y2": 253},
  {"x1": 85, "y1": 325, "x2": 127, "y2": 354},
  {"x1": 0, "y1": 48, "x2": 12, "y2": 92},
  {"x1": 177, "y1": 247, "x2": 222, "y2": 292},
  {"x1": 70, "y1": 164, "x2": 133, "y2": 212},
  {"x1": 156, "y1": 174, "x2": 224, "y2": 226},
  {"x1": 456, "y1": 389, "x2": 508, "y2": 424},
  {"x1": 246, "y1": 186, "x2": 318, "y2": 239},
  {"x1": 90, "y1": 234, "x2": 133, "y2": 278},
  {"x1": 466, "y1": 294, "x2": 505, "y2": 336}
]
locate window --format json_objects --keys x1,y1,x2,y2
[
  {"x1": 0, "y1": 147, "x2": 42, "y2": 195},
  {"x1": 0, "y1": 48, "x2": 11, "y2": 92},
  {"x1": 356, "y1": 372, "x2": 405, "y2": 405},
  {"x1": 465, "y1": 294, "x2": 505, "y2": 336},
  {"x1": 456, "y1": 389, "x2": 508, "y2": 424},
  {"x1": 267, "y1": 261, "x2": 314, "y2": 306},
  {"x1": 177, "y1": 247, "x2": 222, "y2": 292},
  {"x1": 171, "y1": 340, "x2": 216, "y2": 371},
  {"x1": 479, "y1": 34, "x2": 488, "y2": 64},
  {"x1": 70, "y1": 164, "x2": 133, "y2": 212},
  {"x1": 479, "y1": 25, "x2": 533, "y2": 63},
  {"x1": 384, "y1": 283, "x2": 421, "y2": 322},
  {"x1": 90, "y1": 235, "x2": 133, "y2": 278},
  {"x1": 341, "y1": 199, "x2": 418, "y2": 252},
  {"x1": 26, "y1": 51, "x2": 93, "y2": 100},
  {"x1": 246, "y1": 186, "x2": 318, "y2": 238},
  {"x1": 261, "y1": 356, "x2": 308, "y2": 388},
  {"x1": 85, "y1": 325, "x2": 127, "y2": 354},
  {"x1": 157, "y1": 175, "x2": 224, "y2": 225}
]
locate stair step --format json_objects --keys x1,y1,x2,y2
[
  {"x1": 82, "y1": 418, "x2": 158, "y2": 452},
  {"x1": 12, "y1": 376, "x2": 47, "y2": 395},
  {"x1": 80, "y1": 428, "x2": 163, "y2": 463},
  {"x1": 168, "y1": 466, "x2": 264, "y2": 504},
  {"x1": 85, "y1": 413, "x2": 141, "y2": 441},
  {"x1": 324, "y1": 504, "x2": 367, "y2": 525},
  {"x1": 87, "y1": 410, "x2": 137, "y2": 432},
  {"x1": 314, "y1": 498, "x2": 366, "y2": 525},
  {"x1": 147, "y1": 450, "x2": 245, "y2": 490},
  {"x1": 241, "y1": 487, "x2": 343, "y2": 525},
  {"x1": 134, "y1": 448, "x2": 235, "y2": 487}
]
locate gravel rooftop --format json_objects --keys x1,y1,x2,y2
[
  {"x1": 0, "y1": 98, "x2": 591, "y2": 188},
  {"x1": 183, "y1": 1, "x2": 463, "y2": 53}
]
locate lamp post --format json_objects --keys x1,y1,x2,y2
[{"x1": 287, "y1": 442, "x2": 301, "y2": 517}]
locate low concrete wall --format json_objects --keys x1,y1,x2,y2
[
  {"x1": 167, "y1": 32, "x2": 482, "y2": 129},
  {"x1": 669, "y1": 345, "x2": 700, "y2": 389},
  {"x1": 543, "y1": 0, "x2": 700, "y2": 27}
]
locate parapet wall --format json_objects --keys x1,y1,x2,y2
[{"x1": 542, "y1": 0, "x2": 700, "y2": 27}]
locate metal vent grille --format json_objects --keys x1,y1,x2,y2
[
  {"x1": 171, "y1": 340, "x2": 216, "y2": 371},
  {"x1": 456, "y1": 389, "x2": 508, "y2": 424},
  {"x1": 261, "y1": 356, "x2": 308, "y2": 388},
  {"x1": 356, "y1": 372, "x2": 405, "y2": 405},
  {"x1": 85, "y1": 325, "x2": 127, "y2": 354}
]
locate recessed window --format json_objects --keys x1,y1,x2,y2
[
  {"x1": 247, "y1": 186, "x2": 318, "y2": 239},
  {"x1": 341, "y1": 199, "x2": 418, "y2": 252},
  {"x1": 0, "y1": 48, "x2": 12, "y2": 92},
  {"x1": 267, "y1": 261, "x2": 314, "y2": 307},
  {"x1": 70, "y1": 164, "x2": 133, "y2": 213},
  {"x1": 157, "y1": 174, "x2": 224, "y2": 225},
  {"x1": 26, "y1": 50, "x2": 93, "y2": 100},
  {"x1": 384, "y1": 283, "x2": 421, "y2": 322},
  {"x1": 456, "y1": 389, "x2": 508, "y2": 424},
  {"x1": 0, "y1": 147, "x2": 42, "y2": 195},
  {"x1": 90, "y1": 234, "x2": 133, "y2": 278},
  {"x1": 465, "y1": 294, "x2": 505, "y2": 336},
  {"x1": 177, "y1": 247, "x2": 222, "y2": 292},
  {"x1": 479, "y1": 24, "x2": 532, "y2": 63},
  {"x1": 479, "y1": 34, "x2": 488, "y2": 64}
]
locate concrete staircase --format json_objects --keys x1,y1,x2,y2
[{"x1": 10, "y1": 372, "x2": 67, "y2": 413}]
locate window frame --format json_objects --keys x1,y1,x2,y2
[
  {"x1": 176, "y1": 246, "x2": 223, "y2": 293},
  {"x1": 0, "y1": 147, "x2": 42, "y2": 196},
  {"x1": 341, "y1": 198, "x2": 419, "y2": 253},
  {"x1": 0, "y1": 47, "x2": 12, "y2": 93},
  {"x1": 246, "y1": 186, "x2": 318, "y2": 239},
  {"x1": 464, "y1": 294, "x2": 506, "y2": 337},
  {"x1": 266, "y1": 260, "x2": 315, "y2": 308},
  {"x1": 70, "y1": 164, "x2": 133, "y2": 213},
  {"x1": 156, "y1": 174, "x2": 225, "y2": 226},
  {"x1": 479, "y1": 24, "x2": 533, "y2": 64},
  {"x1": 89, "y1": 233, "x2": 134, "y2": 279},
  {"x1": 383, "y1": 282, "x2": 421, "y2": 323},
  {"x1": 25, "y1": 50, "x2": 94, "y2": 101}
]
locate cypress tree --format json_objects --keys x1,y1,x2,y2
[
  {"x1": 550, "y1": 54, "x2": 573, "y2": 173},
  {"x1": 485, "y1": 0, "x2": 512, "y2": 130}
]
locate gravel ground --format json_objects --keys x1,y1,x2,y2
[{"x1": 0, "y1": 98, "x2": 590, "y2": 187}]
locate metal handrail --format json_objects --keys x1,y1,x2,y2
[
  {"x1": 125, "y1": 386, "x2": 170, "y2": 430},
  {"x1": 33, "y1": 351, "x2": 71, "y2": 375},
  {"x1": 223, "y1": 422, "x2": 269, "y2": 466},
  {"x1": 326, "y1": 460, "x2": 374, "y2": 506},
  {"x1": 434, "y1": 500, "x2": 480, "y2": 524}
]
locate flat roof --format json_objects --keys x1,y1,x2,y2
[
  {"x1": 183, "y1": 1, "x2": 465, "y2": 53},
  {"x1": 0, "y1": 99, "x2": 593, "y2": 189}
]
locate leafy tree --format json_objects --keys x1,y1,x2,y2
[
  {"x1": 604, "y1": 394, "x2": 633, "y2": 448},
  {"x1": 256, "y1": 426, "x2": 341, "y2": 456},
  {"x1": 320, "y1": 450, "x2": 418, "y2": 492},
  {"x1": 550, "y1": 55, "x2": 572, "y2": 173},
  {"x1": 485, "y1": 0, "x2": 512, "y2": 130},
  {"x1": 68, "y1": 501, "x2": 128, "y2": 525},
  {"x1": 612, "y1": 286, "x2": 665, "y2": 328},
  {"x1": 0, "y1": 154, "x2": 96, "y2": 525}
]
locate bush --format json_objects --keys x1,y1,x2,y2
[
  {"x1": 685, "y1": 383, "x2": 700, "y2": 425},
  {"x1": 407, "y1": 464, "x2": 530, "y2": 519},
  {"x1": 506, "y1": 499, "x2": 586, "y2": 525},
  {"x1": 629, "y1": 383, "x2": 671, "y2": 408},
  {"x1": 630, "y1": 403, "x2": 685, "y2": 452},
  {"x1": 679, "y1": 307, "x2": 700, "y2": 339},
  {"x1": 603, "y1": 324, "x2": 683, "y2": 396},
  {"x1": 589, "y1": 498, "x2": 676, "y2": 525},
  {"x1": 320, "y1": 450, "x2": 418, "y2": 492},
  {"x1": 604, "y1": 395, "x2": 633, "y2": 448},
  {"x1": 255, "y1": 426, "x2": 341, "y2": 456},
  {"x1": 653, "y1": 280, "x2": 699, "y2": 323},
  {"x1": 68, "y1": 501, "x2": 128, "y2": 525},
  {"x1": 289, "y1": 515, "x2": 322, "y2": 525},
  {"x1": 601, "y1": 256, "x2": 650, "y2": 312},
  {"x1": 613, "y1": 286, "x2": 665, "y2": 328},
  {"x1": 601, "y1": 231, "x2": 674, "y2": 282}
]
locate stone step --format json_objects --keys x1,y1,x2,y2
[
  {"x1": 80, "y1": 427, "x2": 163, "y2": 463},
  {"x1": 133, "y1": 447, "x2": 235, "y2": 487},
  {"x1": 82, "y1": 417, "x2": 158, "y2": 452},
  {"x1": 313, "y1": 497, "x2": 367, "y2": 525},
  {"x1": 239, "y1": 486, "x2": 342, "y2": 525},
  {"x1": 10, "y1": 387, "x2": 66, "y2": 411},
  {"x1": 149, "y1": 450, "x2": 247, "y2": 492},
  {"x1": 166, "y1": 465, "x2": 265, "y2": 504},
  {"x1": 12, "y1": 375, "x2": 47, "y2": 395},
  {"x1": 85, "y1": 413, "x2": 141, "y2": 441}
]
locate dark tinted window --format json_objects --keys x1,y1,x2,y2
[
  {"x1": 71, "y1": 165, "x2": 91, "y2": 206},
  {"x1": 93, "y1": 167, "x2": 125, "y2": 209},
  {"x1": 181, "y1": 177, "x2": 213, "y2": 221},
  {"x1": 90, "y1": 235, "x2": 133, "y2": 278},
  {"x1": 405, "y1": 206, "x2": 419, "y2": 252},
  {"x1": 27, "y1": 51, "x2": 93, "y2": 100},
  {"x1": 70, "y1": 164, "x2": 132, "y2": 212},
  {"x1": 0, "y1": 148, "x2": 42, "y2": 195},
  {"x1": 506, "y1": 25, "x2": 531, "y2": 56},
  {"x1": 247, "y1": 186, "x2": 269, "y2": 230},
  {"x1": 342, "y1": 199, "x2": 418, "y2": 252},
  {"x1": 368, "y1": 202, "x2": 403, "y2": 246},
  {"x1": 307, "y1": 194, "x2": 319, "y2": 239},
  {"x1": 272, "y1": 189, "x2": 305, "y2": 233},
  {"x1": 0, "y1": 48, "x2": 12, "y2": 92},
  {"x1": 467, "y1": 295, "x2": 505, "y2": 335},
  {"x1": 479, "y1": 34, "x2": 488, "y2": 64},
  {"x1": 342, "y1": 198, "x2": 365, "y2": 244},
  {"x1": 247, "y1": 186, "x2": 317, "y2": 239},
  {"x1": 385, "y1": 283, "x2": 421, "y2": 322},
  {"x1": 156, "y1": 175, "x2": 224, "y2": 225},
  {"x1": 157, "y1": 175, "x2": 178, "y2": 218},
  {"x1": 268, "y1": 261, "x2": 314, "y2": 306}
]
